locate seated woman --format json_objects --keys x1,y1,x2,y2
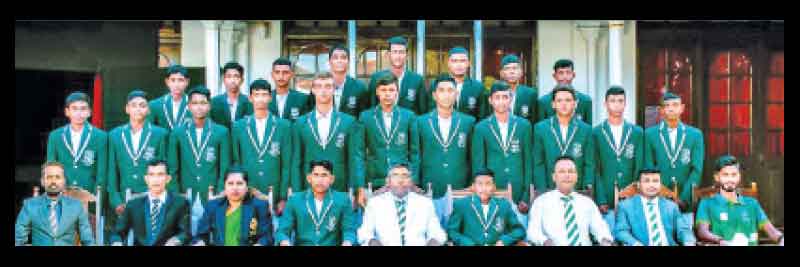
[{"x1": 192, "y1": 165, "x2": 274, "y2": 246}]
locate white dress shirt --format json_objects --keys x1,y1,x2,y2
[
  {"x1": 509, "y1": 90, "x2": 517, "y2": 115},
  {"x1": 668, "y1": 127, "x2": 678, "y2": 151},
  {"x1": 527, "y1": 190, "x2": 613, "y2": 246},
  {"x1": 498, "y1": 120, "x2": 509, "y2": 145},
  {"x1": 255, "y1": 117, "x2": 267, "y2": 144},
  {"x1": 316, "y1": 110, "x2": 332, "y2": 142},
  {"x1": 228, "y1": 98, "x2": 238, "y2": 122},
  {"x1": 314, "y1": 198, "x2": 323, "y2": 215},
  {"x1": 455, "y1": 82, "x2": 463, "y2": 108},
  {"x1": 560, "y1": 124, "x2": 569, "y2": 143},
  {"x1": 482, "y1": 204, "x2": 490, "y2": 219},
  {"x1": 276, "y1": 93, "x2": 289, "y2": 118},
  {"x1": 641, "y1": 196, "x2": 669, "y2": 246},
  {"x1": 610, "y1": 122, "x2": 624, "y2": 148},
  {"x1": 131, "y1": 128, "x2": 142, "y2": 151},
  {"x1": 438, "y1": 115, "x2": 452, "y2": 140},
  {"x1": 172, "y1": 100, "x2": 182, "y2": 122},
  {"x1": 334, "y1": 84, "x2": 344, "y2": 111},
  {"x1": 70, "y1": 128, "x2": 83, "y2": 150},
  {"x1": 195, "y1": 128, "x2": 203, "y2": 145},
  {"x1": 358, "y1": 192, "x2": 447, "y2": 246},
  {"x1": 382, "y1": 110, "x2": 393, "y2": 132}
]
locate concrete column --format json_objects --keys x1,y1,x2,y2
[
  {"x1": 202, "y1": 20, "x2": 221, "y2": 96},
  {"x1": 577, "y1": 22, "x2": 602, "y2": 125},
  {"x1": 234, "y1": 21, "x2": 250, "y2": 94},
  {"x1": 416, "y1": 20, "x2": 425, "y2": 76},
  {"x1": 608, "y1": 20, "x2": 624, "y2": 86},
  {"x1": 473, "y1": 20, "x2": 483, "y2": 80},
  {"x1": 348, "y1": 20, "x2": 357, "y2": 78}
]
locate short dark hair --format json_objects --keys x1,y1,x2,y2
[
  {"x1": 433, "y1": 74, "x2": 456, "y2": 91},
  {"x1": 375, "y1": 73, "x2": 398, "y2": 89},
  {"x1": 65, "y1": 91, "x2": 91, "y2": 106},
  {"x1": 551, "y1": 84, "x2": 576, "y2": 102},
  {"x1": 187, "y1": 85, "x2": 211, "y2": 100},
  {"x1": 309, "y1": 159, "x2": 334, "y2": 174},
  {"x1": 126, "y1": 90, "x2": 148, "y2": 103},
  {"x1": 473, "y1": 168, "x2": 495, "y2": 181},
  {"x1": 554, "y1": 155, "x2": 575, "y2": 166},
  {"x1": 714, "y1": 154, "x2": 740, "y2": 173},
  {"x1": 605, "y1": 85, "x2": 626, "y2": 101},
  {"x1": 272, "y1": 57, "x2": 292, "y2": 68},
  {"x1": 313, "y1": 71, "x2": 333, "y2": 82},
  {"x1": 225, "y1": 165, "x2": 249, "y2": 184},
  {"x1": 249, "y1": 79, "x2": 271, "y2": 93},
  {"x1": 553, "y1": 59, "x2": 574, "y2": 72},
  {"x1": 146, "y1": 159, "x2": 169, "y2": 171},
  {"x1": 637, "y1": 168, "x2": 661, "y2": 180},
  {"x1": 329, "y1": 44, "x2": 349, "y2": 58},
  {"x1": 166, "y1": 64, "x2": 189, "y2": 79},
  {"x1": 387, "y1": 161, "x2": 410, "y2": 174},
  {"x1": 222, "y1": 61, "x2": 244, "y2": 76}
]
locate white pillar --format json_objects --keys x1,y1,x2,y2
[
  {"x1": 203, "y1": 20, "x2": 221, "y2": 96},
  {"x1": 577, "y1": 23, "x2": 601, "y2": 125},
  {"x1": 234, "y1": 21, "x2": 250, "y2": 95},
  {"x1": 348, "y1": 20, "x2": 357, "y2": 78},
  {"x1": 473, "y1": 20, "x2": 483, "y2": 80},
  {"x1": 608, "y1": 20, "x2": 624, "y2": 86},
  {"x1": 219, "y1": 21, "x2": 236, "y2": 64},
  {"x1": 416, "y1": 20, "x2": 425, "y2": 76}
]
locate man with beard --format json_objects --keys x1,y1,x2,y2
[
  {"x1": 15, "y1": 161, "x2": 95, "y2": 246},
  {"x1": 358, "y1": 162, "x2": 447, "y2": 246},
  {"x1": 269, "y1": 58, "x2": 313, "y2": 122},
  {"x1": 695, "y1": 155, "x2": 784, "y2": 246}
]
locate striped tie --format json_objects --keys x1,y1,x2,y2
[
  {"x1": 396, "y1": 199, "x2": 407, "y2": 246},
  {"x1": 151, "y1": 199, "x2": 161, "y2": 237},
  {"x1": 48, "y1": 201, "x2": 58, "y2": 235},
  {"x1": 647, "y1": 200, "x2": 663, "y2": 246},
  {"x1": 562, "y1": 196, "x2": 579, "y2": 246}
]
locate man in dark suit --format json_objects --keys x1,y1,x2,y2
[{"x1": 111, "y1": 160, "x2": 190, "y2": 246}]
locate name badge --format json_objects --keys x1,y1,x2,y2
[{"x1": 720, "y1": 212, "x2": 728, "y2": 221}]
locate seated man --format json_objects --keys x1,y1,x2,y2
[
  {"x1": 277, "y1": 159, "x2": 357, "y2": 246},
  {"x1": 111, "y1": 160, "x2": 190, "y2": 246},
  {"x1": 15, "y1": 161, "x2": 95, "y2": 246},
  {"x1": 358, "y1": 162, "x2": 447, "y2": 246},
  {"x1": 527, "y1": 155, "x2": 613, "y2": 246},
  {"x1": 447, "y1": 168, "x2": 525, "y2": 246},
  {"x1": 614, "y1": 168, "x2": 695, "y2": 246},
  {"x1": 696, "y1": 155, "x2": 784, "y2": 246}
]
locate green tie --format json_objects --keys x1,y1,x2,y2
[
  {"x1": 647, "y1": 200, "x2": 663, "y2": 246},
  {"x1": 396, "y1": 199, "x2": 407, "y2": 246},
  {"x1": 562, "y1": 195, "x2": 579, "y2": 246}
]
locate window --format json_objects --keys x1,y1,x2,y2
[
  {"x1": 766, "y1": 51, "x2": 784, "y2": 156},
  {"x1": 425, "y1": 37, "x2": 469, "y2": 87},
  {"x1": 158, "y1": 21, "x2": 181, "y2": 68},
  {"x1": 707, "y1": 51, "x2": 753, "y2": 157},
  {"x1": 640, "y1": 48, "x2": 694, "y2": 127},
  {"x1": 286, "y1": 40, "x2": 340, "y2": 94}
]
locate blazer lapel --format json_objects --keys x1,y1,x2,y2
[
  {"x1": 658, "y1": 197, "x2": 674, "y2": 245},
  {"x1": 36, "y1": 197, "x2": 54, "y2": 236},
  {"x1": 215, "y1": 201, "x2": 227, "y2": 244},
  {"x1": 240, "y1": 203, "x2": 254, "y2": 245},
  {"x1": 153, "y1": 194, "x2": 175, "y2": 242},
  {"x1": 632, "y1": 195, "x2": 650, "y2": 245}
]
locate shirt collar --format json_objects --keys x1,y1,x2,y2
[
  {"x1": 317, "y1": 109, "x2": 331, "y2": 119},
  {"x1": 149, "y1": 191, "x2": 167, "y2": 204},
  {"x1": 641, "y1": 195, "x2": 659, "y2": 206}
]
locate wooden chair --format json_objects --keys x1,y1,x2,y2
[
  {"x1": 613, "y1": 178, "x2": 679, "y2": 207},
  {"x1": 32, "y1": 185, "x2": 103, "y2": 246},
  {"x1": 528, "y1": 184, "x2": 594, "y2": 205}
]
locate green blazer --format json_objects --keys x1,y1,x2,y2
[
  {"x1": 447, "y1": 194, "x2": 525, "y2": 246},
  {"x1": 644, "y1": 121, "x2": 704, "y2": 207},
  {"x1": 536, "y1": 90, "x2": 593, "y2": 124},
  {"x1": 110, "y1": 192, "x2": 191, "y2": 246},
  {"x1": 415, "y1": 111, "x2": 476, "y2": 199},
  {"x1": 269, "y1": 89, "x2": 313, "y2": 122},
  {"x1": 14, "y1": 195, "x2": 95, "y2": 246},
  {"x1": 147, "y1": 93, "x2": 193, "y2": 132},
  {"x1": 210, "y1": 93, "x2": 253, "y2": 131},
  {"x1": 532, "y1": 116, "x2": 595, "y2": 191},
  {"x1": 471, "y1": 115, "x2": 533, "y2": 204},
  {"x1": 591, "y1": 120, "x2": 645, "y2": 208},
  {"x1": 428, "y1": 77, "x2": 488, "y2": 120},
  {"x1": 46, "y1": 124, "x2": 108, "y2": 192},
  {"x1": 359, "y1": 106, "x2": 420, "y2": 187},
  {"x1": 291, "y1": 110, "x2": 365, "y2": 192},
  {"x1": 276, "y1": 190, "x2": 358, "y2": 246},
  {"x1": 231, "y1": 114, "x2": 294, "y2": 200},
  {"x1": 107, "y1": 122, "x2": 169, "y2": 208},
  {"x1": 167, "y1": 119, "x2": 231, "y2": 203},
  {"x1": 367, "y1": 69, "x2": 427, "y2": 115},
  {"x1": 313, "y1": 75, "x2": 370, "y2": 118},
  {"x1": 480, "y1": 85, "x2": 538, "y2": 126}
]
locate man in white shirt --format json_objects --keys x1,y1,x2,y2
[
  {"x1": 358, "y1": 163, "x2": 446, "y2": 246},
  {"x1": 527, "y1": 155, "x2": 613, "y2": 246}
]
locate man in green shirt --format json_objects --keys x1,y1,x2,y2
[
  {"x1": 210, "y1": 61, "x2": 253, "y2": 131},
  {"x1": 167, "y1": 86, "x2": 231, "y2": 204},
  {"x1": 592, "y1": 86, "x2": 644, "y2": 231},
  {"x1": 367, "y1": 36, "x2": 427, "y2": 115},
  {"x1": 148, "y1": 65, "x2": 193, "y2": 132},
  {"x1": 269, "y1": 57, "x2": 313, "y2": 122},
  {"x1": 427, "y1": 47, "x2": 488, "y2": 119},
  {"x1": 481, "y1": 54, "x2": 538, "y2": 125},
  {"x1": 471, "y1": 81, "x2": 533, "y2": 227},
  {"x1": 447, "y1": 168, "x2": 526, "y2": 246},
  {"x1": 277, "y1": 159, "x2": 357, "y2": 246},
  {"x1": 696, "y1": 155, "x2": 784, "y2": 246},
  {"x1": 536, "y1": 59, "x2": 592, "y2": 124}
]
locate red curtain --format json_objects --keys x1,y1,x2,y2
[{"x1": 91, "y1": 72, "x2": 103, "y2": 129}]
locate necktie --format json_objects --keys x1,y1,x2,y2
[
  {"x1": 49, "y1": 201, "x2": 58, "y2": 235},
  {"x1": 396, "y1": 199, "x2": 407, "y2": 246},
  {"x1": 562, "y1": 195, "x2": 579, "y2": 246},
  {"x1": 151, "y1": 199, "x2": 161, "y2": 238},
  {"x1": 647, "y1": 200, "x2": 663, "y2": 246}
]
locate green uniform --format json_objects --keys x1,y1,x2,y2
[
  {"x1": 107, "y1": 122, "x2": 169, "y2": 208},
  {"x1": 268, "y1": 89, "x2": 313, "y2": 122},
  {"x1": 536, "y1": 90, "x2": 592, "y2": 124},
  {"x1": 147, "y1": 93, "x2": 192, "y2": 132},
  {"x1": 231, "y1": 114, "x2": 294, "y2": 200},
  {"x1": 416, "y1": 111, "x2": 476, "y2": 199},
  {"x1": 480, "y1": 85, "x2": 538, "y2": 126},
  {"x1": 367, "y1": 69, "x2": 427, "y2": 115},
  {"x1": 532, "y1": 116, "x2": 595, "y2": 191},
  {"x1": 317, "y1": 75, "x2": 369, "y2": 118},
  {"x1": 359, "y1": 106, "x2": 420, "y2": 187},
  {"x1": 471, "y1": 115, "x2": 533, "y2": 204},
  {"x1": 276, "y1": 189, "x2": 357, "y2": 246},
  {"x1": 695, "y1": 193, "x2": 770, "y2": 246},
  {"x1": 167, "y1": 119, "x2": 231, "y2": 203},
  {"x1": 644, "y1": 121, "x2": 704, "y2": 207},
  {"x1": 592, "y1": 120, "x2": 644, "y2": 209},
  {"x1": 428, "y1": 78, "x2": 488, "y2": 120},
  {"x1": 210, "y1": 93, "x2": 253, "y2": 131},
  {"x1": 291, "y1": 110, "x2": 365, "y2": 192},
  {"x1": 447, "y1": 194, "x2": 526, "y2": 246},
  {"x1": 46, "y1": 123, "x2": 108, "y2": 192}
]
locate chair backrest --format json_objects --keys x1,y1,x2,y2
[
  {"x1": 692, "y1": 182, "x2": 758, "y2": 207},
  {"x1": 614, "y1": 182, "x2": 678, "y2": 207},
  {"x1": 208, "y1": 186, "x2": 225, "y2": 201},
  {"x1": 447, "y1": 183, "x2": 513, "y2": 203},
  {"x1": 529, "y1": 184, "x2": 593, "y2": 203},
  {"x1": 367, "y1": 182, "x2": 430, "y2": 201}
]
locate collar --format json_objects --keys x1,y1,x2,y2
[
  {"x1": 716, "y1": 192, "x2": 744, "y2": 206},
  {"x1": 148, "y1": 191, "x2": 167, "y2": 204},
  {"x1": 316, "y1": 109, "x2": 332, "y2": 119},
  {"x1": 641, "y1": 195, "x2": 659, "y2": 207}
]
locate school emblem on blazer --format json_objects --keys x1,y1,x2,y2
[
  {"x1": 347, "y1": 96, "x2": 357, "y2": 109},
  {"x1": 458, "y1": 132, "x2": 467, "y2": 148},
  {"x1": 327, "y1": 216, "x2": 337, "y2": 231},
  {"x1": 680, "y1": 148, "x2": 691, "y2": 164},
  {"x1": 494, "y1": 217, "x2": 504, "y2": 232},
  {"x1": 572, "y1": 143, "x2": 583, "y2": 158},
  {"x1": 468, "y1": 97, "x2": 477, "y2": 110},
  {"x1": 521, "y1": 105, "x2": 529, "y2": 117},
  {"x1": 249, "y1": 218, "x2": 258, "y2": 238},
  {"x1": 407, "y1": 89, "x2": 416, "y2": 101},
  {"x1": 143, "y1": 147, "x2": 156, "y2": 161},
  {"x1": 269, "y1": 142, "x2": 281, "y2": 157},
  {"x1": 510, "y1": 139, "x2": 521, "y2": 154},
  {"x1": 396, "y1": 132, "x2": 407, "y2": 145},
  {"x1": 336, "y1": 133, "x2": 346, "y2": 148},
  {"x1": 205, "y1": 147, "x2": 216, "y2": 162},
  {"x1": 576, "y1": 114, "x2": 583, "y2": 121},
  {"x1": 82, "y1": 150, "x2": 95, "y2": 166},
  {"x1": 624, "y1": 143, "x2": 635, "y2": 159},
  {"x1": 291, "y1": 107, "x2": 300, "y2": 119}
]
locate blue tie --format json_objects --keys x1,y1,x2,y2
[{"x1": 151, "y1": 199, "x2": 161, "y2": 239}]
